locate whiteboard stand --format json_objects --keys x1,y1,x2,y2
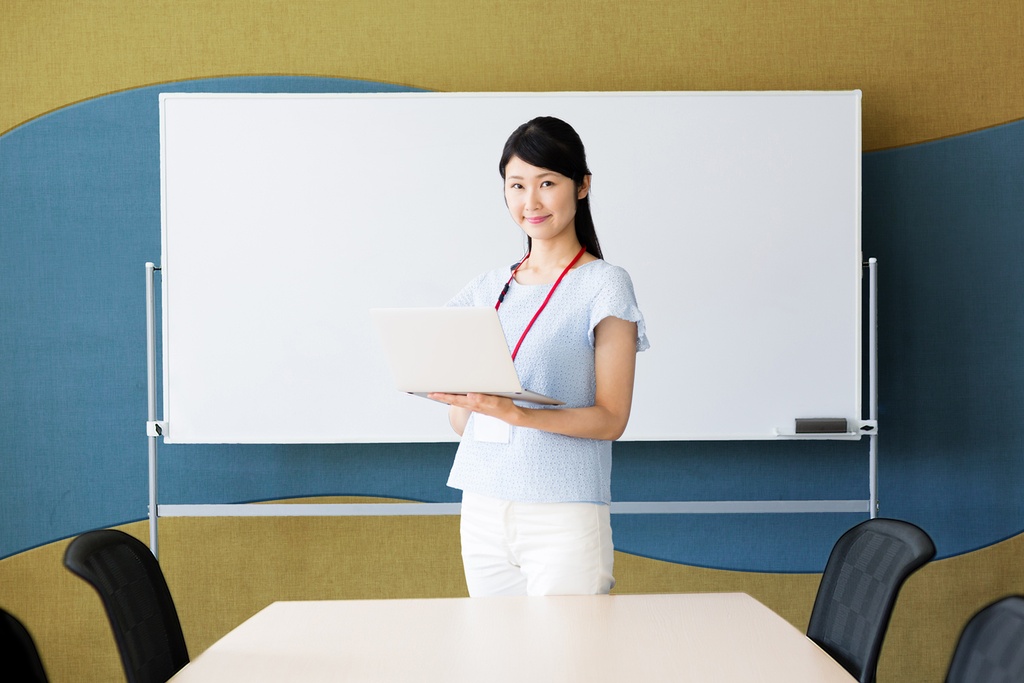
[
  {"x1": 867, "y1": 257, "x2": 879, "y2": 517},
  {"x1": 145, "y1": 262, "x2": 163, "y2": 558},
  {"x1": 143, "y1": 258, "x2": 879, "y2": 555}
]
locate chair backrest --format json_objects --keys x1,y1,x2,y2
[
  {"x1": 63, "y1": 529, "x2": 189, "y2": 683},
  {"x1": 806, "y1": 517, "x2": 936, "y2": 683},
  {"x1": 1, "y1": 607, "x2": 49, "y2": 683},
  {"x1": 945, "y1": 595, "x2": 1024, "y2": 683}
]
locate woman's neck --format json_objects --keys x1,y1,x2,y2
[{"x1": 517, "y1": 238, "x2": 594, "y2": 284}]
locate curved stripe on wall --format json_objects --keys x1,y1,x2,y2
[{"x1": 2, "y1": 77, "x2": 1023, "y2": 573}]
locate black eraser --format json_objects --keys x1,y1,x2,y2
[{"x1": 795, "y1": 418, "x2": 848, "y2": 434}]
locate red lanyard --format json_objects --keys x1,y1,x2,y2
[{"x1": 495, "y1": 246, "x2": 587, "y2": 361}]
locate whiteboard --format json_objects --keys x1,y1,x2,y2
[{"x1": 159, "y1": 91, "x2": 862, "y2": 443}]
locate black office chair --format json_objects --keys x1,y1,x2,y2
[
  {"x1": 806, "y1": 517, "x2": 936, "y2": 683},
  {"x1": 1, "y1": 607, "x2": 49, "y2": 683},
  {"x1": 63, "y1": 529, "x2": 189, "y2": 683},
  {"x1": 945, "y1": 595, "x2": 1024, "y2": 683}
]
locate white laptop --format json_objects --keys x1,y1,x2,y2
[{"x1": 370, "y1": 307, "x2": 564, "y2": 406}]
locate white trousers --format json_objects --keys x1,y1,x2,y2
[{"x1": 459, "y1": 491, "x2": 615, "y2": 597}]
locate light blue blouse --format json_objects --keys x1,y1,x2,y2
[{"x1": 446, "y1": 259, "x2": 649, "y2": 504}]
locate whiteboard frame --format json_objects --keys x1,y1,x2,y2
[{"x1": 158, "y1": 91, "x2": 863, "y2": 444}]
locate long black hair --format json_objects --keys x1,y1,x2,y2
[{"x1": 499, "y1": 116, "x2": 603, "y2": 259}]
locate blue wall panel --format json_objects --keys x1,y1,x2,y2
[{"x1": 3, "y1": 77, "x2": 1023, "y2": 572}]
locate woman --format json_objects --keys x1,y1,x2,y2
[{"x1": 429, "y1": 116, "x2": 649, "y2": 597}]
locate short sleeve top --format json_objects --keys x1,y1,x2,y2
[{"x1": 445, "y1": 258, "x2": 649, "y2": 504}]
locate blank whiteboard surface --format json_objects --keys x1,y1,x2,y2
[{"x1": 159, "y1": 91, "x2": 862, "y2": 443}]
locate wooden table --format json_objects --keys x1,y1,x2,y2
[{"x1": 169, "y1": 593, "x2": 856, "y2": 682}]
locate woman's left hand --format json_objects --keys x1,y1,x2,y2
[{"x1": 428, "y1": 392, "x2": 524, "y2": 427}]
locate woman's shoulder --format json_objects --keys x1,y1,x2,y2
[
  {"x1": 576, "y1": 259, "x2": 637, "y2": 288},
  {"x1": 447, "y1": 263, "x2": 517, "y2": 305}
]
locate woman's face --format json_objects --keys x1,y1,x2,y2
[{"x1": 503, "y1": 156, "x2": 589, "y2": 246}]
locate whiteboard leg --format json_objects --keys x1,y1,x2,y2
[
  {"x1": 869, "y1": 433, "x2": 878, "y2": 518},
  {"x1": 867, "y1": 258, "x2": 878, "y2": 517},
  {"x1": 146, "y1": 262, "x2": 160, "y2": 558},
  {"x1": 148, "y1": 435, "x2": 159, "y2": 557}
]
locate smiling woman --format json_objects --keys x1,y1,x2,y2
[{"x1": 433, "y1": 116, "x2": 649, "y2": 598}]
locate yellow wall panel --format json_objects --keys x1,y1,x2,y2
[
  {"x1": 2, "y1": 508, "x2": 1023, "y2": 683},
  {"x1": 3, "y1": 0, "x2": 1023, "y2": 148}
]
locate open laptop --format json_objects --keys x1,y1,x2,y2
[{"x1": 369, "y1": 307, "x2": 564, "y2": 406}]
